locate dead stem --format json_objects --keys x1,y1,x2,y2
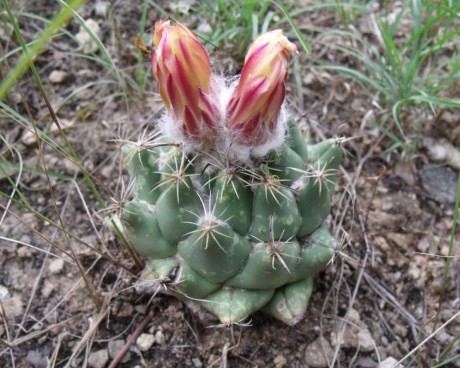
[
  {"x1": 107, "y1": 310, "x2": 154, "y2": 368},
  {"x1": 64, "y1": 296, "x2": 111, "y2": 368}
]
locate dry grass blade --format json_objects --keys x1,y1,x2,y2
[
  {"x1": 107, "y1": 310, "x2": 154, "y2": 368},
  {"x1": 5, "y1": 318, "x2": 75, "y2": 348},
  {"x1": 63, "y1": 296, "x2": 111, "y2": 368},
  {"x1": 362, "y1": 272, "x2": 419, "y2": 342},
  {"x1": 395, "y1": 310, "x2": 460, "y2": 367}
]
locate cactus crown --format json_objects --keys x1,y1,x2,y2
[
  {"x1": 114, "y1": 20, "x2": 344, "y2": 325},
  {"x1": 151, "y1": 20, "x2": 298, "y2": 162}
]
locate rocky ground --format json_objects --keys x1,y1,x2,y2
[{"x1": 1, "y1": 1, "x2": 459, "y2": 367}]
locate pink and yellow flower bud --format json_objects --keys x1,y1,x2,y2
[
  {"x1": 227, "y1": 30, "x2": 298, "y2": 145},
  {"x1": 152, "y1": 20, "x2": 219, "y2": 141}
]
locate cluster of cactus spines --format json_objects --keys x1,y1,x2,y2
[{"x1": 114, "y1": 20, "x2": 344, "y2": 325}]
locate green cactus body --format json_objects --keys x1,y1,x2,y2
[
  {"x1": 143, "y1": 258, "x2": 179, "y2": 281},
  {"x1": 121, "y1": 200, "x2": 176, "y2": 258},
  {"x1": 287, "y1": 119, "x2": 309, "y2": 161},
  {"x1": 178, "y1": 223, "x2": 252, "y2": 283},
  {"x1": 308, "y1": 138, "x2": 343, "y2": 170},
  {"x1": 200, "y1": 287, "x2": 275, "y2": 324},
  {"x1": 249, "y1": 183, "x2": 301, "y2": 242},
  {"x1": 261, "y1": 276, "x2": 313, "y2": 325},
  {"x1": 297, "y1": 175, "x2": 335, "y2": 237},
  {"x1": 155, "y1": 180, "x2": 200, "y2": 244},
  {"x1": 226, "y1": 239, "x2": 301, "y2": 289},
  {"x1": 116, "y1": 125, "x2": 343, "y2": 325},
  {"x1": 122, "y1": 144, "x2": 162, "y2": 204},
  {"x1": 288, "y1": 223, "x2": 337, "y2": 283},
  {"x1": 211, "y1": 171, "x2": 253, "y2": 235},
  {"x1": 174, "y1": 262, "x2": 221, "y2": 299},
  {"x1": 268, "y1": 144, "x2": 305, "y2": 186}
]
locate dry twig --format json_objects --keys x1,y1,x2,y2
[{"x1": 107, "y1": 310, "x2": 154, "y2": 368}]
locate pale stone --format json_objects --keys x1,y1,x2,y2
[
  {"x1": 22, "y1": 130, "x2": 38, "y2": 145},
  {"x1": 108, "y1": 339, "x2": 128, "y2": 361},
  {"x1": 2, "y1": 294, "x2": 24, "y2": 318},
  {"x1": 50, "y1": 118, "x2": 74, "y2": 132},
  {"x1": 192, "y1": 357, "x2": 203, "y2": 367},
  {"x1": 0, "y1": 285, "x2": 8, "y2": 300},
  {"x1": 155, "y1": 329, "x2": 165, "y2": 345},
  {"x1": 95, "y1": 1, "x2": 109, "y2": 17},
  {"x1": 49, "y1": 70, "x2": 67, "y2": 84},
  {"x1": 274, "y1": 355, "x2": 287, "y2": 367},
  {"x1": 76, "y1": 19, "x2": 101, "y2": 54},
  {"x1": 108, "y1": 339, "x2": 122, "y2": 358},
  {"x1": 304, "y1": 337, "x2": 334, "y2": 367},
  {"x1": 379, "y1": 357, "x2": 403, "y2": 368},
  {"x1": 49, "y1": 258, "x2": 64, "y2": 274},
  {"x1": 136, "y1": 333, "x2": 155, "y2": 352},
  {"x1": 358, "y1": 329, "x2": 375, "y2": 352},
  {"x1": 41, "y1": 280, "x2": 55, "y2": 298},
  {"x1": 88, "y1": 349, "x2": 108, "y2": 368}
]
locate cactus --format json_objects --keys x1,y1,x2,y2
[{"x1": 114, "y1": 20, "x2": 343, "y2": 325}]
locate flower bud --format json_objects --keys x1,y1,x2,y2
[
  {"x1": 227, "y1": 30, "x2": 298, "y2": 145},
  {"x1": 152, "y1": 20, "x2": 219, "y2": 141}
]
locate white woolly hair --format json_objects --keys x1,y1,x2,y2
[
  {"x1": 157, "y1": 73, "x2": 289, "y2": 162},
  {"x1": 157, "y1": 111, "x2": 203, "y2": 152}
]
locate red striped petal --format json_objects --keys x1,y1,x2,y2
[
  {"x1": 184, "y1": 106, "x2": 200, "y2": 137},
  {"x1": 228, "y1": 76, "x2": 268, "y2": 125}
]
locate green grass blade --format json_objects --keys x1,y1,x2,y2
[
  {"x1": 369, "y1": 119, "x2": 408, "y2": 153},
  {"x1": 0, "y1": 160, "x2": 77, "y2": 182},
  {"x1": 252, "y1": 12, "x2": 258, "y2": 40},
  {"x1": 391, "y1": 100, "x2": 408, "y2": 139},
  {"x1": 272, "y1": 0, "x2": 311, "y2": 54},
  {"x1": 261, "y1": 10, "x2": 275, "y2": 33},
  {"x1": 318, "y1": 65, "x2": 385, "y2": 93},
  {"x1": 409, "y1": 94, "x2": 460, "y2": 108},
  {"x1": 0, "y1": 0, "x2": 88, "y2": 101},
  {"x1": 432, "y1": 353, "x2": 460, "y2": 367}
]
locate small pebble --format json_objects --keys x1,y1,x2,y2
[
  {"x1": 88, "y1": 349, "x2": 108, "y2": 368},
  {"x1": 192, "y1": 357, "x2": 203, "y2": 368},
  {"x1": 0, "y1": 285, "x2": 8, "y2": 300},
  {"x1": 49, "y1": 70, "x2": 67, "y2": 84},
  {"x1": 49, "y1": 258, "x2": 64, "y2": 274},
  {"x1": 155, "y1": 329, "x2": 165, "y2": 345},
  {"x1": 108, "y1": 339, "x2": 125, "y2": 359},
  {"x1": 417, "y1": 237, "x2": 430, "y2": 252},
  {"x1": 41, "y1": 280, "x2": 55, "y2": 298},
  {"x1": 378, "y1": 357, "x2": 401, "y2": 368},
  {"x1": 50, "y1": 118, "x2": 74, "y2": 132},
  {"x1": 10, "y1": 91, "x2": 23, "y2": 104},
  {"x1": 2, "y1": 294, "x2": 24, "y2": 318},
  {"x1": 21, "y1": 130, "x2": 38, "y2": 146},
  {"x1": 114, "y1": 302, "x2": 133, "y2": 317},
  {"x1": 95, "y1": 0, "x2": 109, "y2": 17},
  {"x1": 358, "y1": 329, "x2": 375, "y2": 352},
  {"x1": 356, "y1": 356, "x2": 378, "y2": 368},
  {"x1": 347, "y1": 308, "x2": 361, "y2": 324},
  {"x1": 440, "y1": 245, "x2": 450, "y2": 257},
  {"x1": 136, "y1": 333, "x2": 155, "y2": 352},
  {"x1": 304, "y1": 337, "x2": 334, "y2": 368},
  {"x1": 274, "y1": 354, "x2": 287, "y2": 367},
  {"x1": 76, "y1": 19, "x2": 101, "y2": 54},
  {"x1": 26, "y1": 350, "x2": 47, "y2": 368},
  {"x1": 107, "y1": 339, "x2": 130, "y2": 363}
]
